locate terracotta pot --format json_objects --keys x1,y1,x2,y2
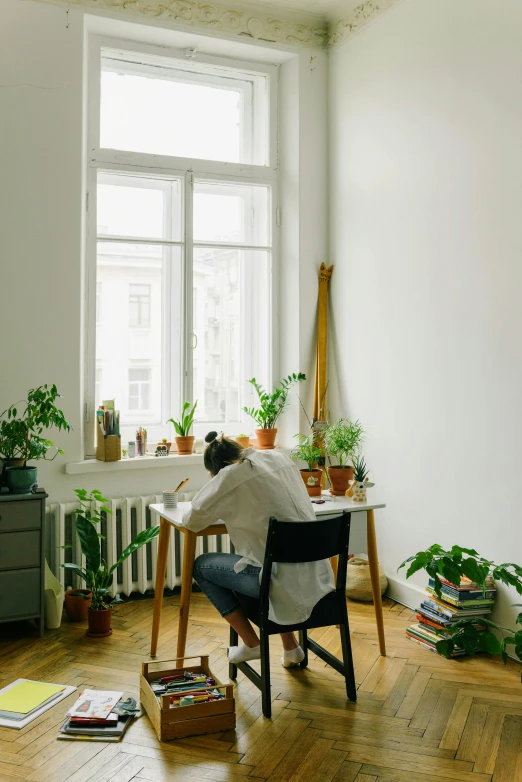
[
  {"x1": 86, "y1": 607, "x2": 113, "y2": 638},
  {"x1": 236, "y1": 436, "x2": 250, "y2": 449},
  {"x1": 161, "y1": 441, "x2": 172, "y2": 452},
  {"x1": 64, "y1": 589, "x2": 92, "y2": 621},
  {"x1": 300, "y1": 469, "x2": 322, "y2": 497},
  {"x1": 175, "y1": 436, "x2": 194, "y2": 455},
  {"x1": 256, "y1": 428, "x2": 277, "y2": 450},
  {"x1": 327, "y1": 465, "x2": 354, "y2": 496}
]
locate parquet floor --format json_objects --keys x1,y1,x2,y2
[{"x1": 1, "y1": 595, "x2": 521, "y2": 782}]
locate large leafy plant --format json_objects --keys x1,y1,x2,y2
[
  {"x1": 243, "y1": 373, "x2": 306, "y2": 429},
  {"x1": 62, "y1": 489, "x2": 160, "y2": 610},
  {"x1": 0, "y1": 385, "x2": 71, "y2": 465},
  {"x1": 323, "y1": 418, "x2": 364, "y2": 467},
  {"x1": 291, "y1": 433, "x2": 322, "y2": 471},
  {"x1": 399, "y1": 544, "x2": 522, "y2": 670},
  {"x1": 169, "y1": 400, "x2": 198, "y2": 437}
]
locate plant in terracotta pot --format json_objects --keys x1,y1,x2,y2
[
  {"x1": 243, "y1": 373, "x2": 306, "y2": 449},
  {"x1": 0, "y1": 385, "x2": 71, "y2": 493},
  {"x1": 291, "y1": 433, "x2": 323, "y2": 496},
  {"x1": 64, "y1": 589, "x2": 92, "y2": 621},
  {"x1": 323, "y1": 418, "x2": 364, "y2": 496},
  {"x1": 62, "y1": 489, "x2": 160, "y2": 638},
  {"x1": 161, "y1": 437, "x2": 172, "y2": 453},
  {"x1": 168, "y1": 401, "x2": 197, "y2": 455},
  {"x1": 236, "y1": 434, "x2": 250, "y2": 449}
]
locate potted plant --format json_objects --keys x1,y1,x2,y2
[
  {"x1": 168, "y1": 401, "x2": 198, "y2": 455},
  {"x1": 243, "y1": 373, "x2": 306, "y2": 450},
  {"x1": 348, "y1": 454, "x2": 374, "y2": 503},
  {"x1": 161, "y1": 437, "x2": 172, "y2": 453},
  {"x1": 0, "y1": 385, "x2": 71, "y2": 493},
  {"x1": 236, "y1": 434, "x2": 250, "y2": 449},
  {"x1": 323, "y1": 418, "x2": 364, "y2": 496},
  {"x1": 291, "y1": 433, "x2": 323, "y2": 496},
  {"x1": 399, "y1": 545, "x2": 522, "y2": 667},
  {"x1": 62, "y1": 489, "x2": 160, "y2": 637},
  {"x1": 64, "y1": 589, "x2": 92, "y2": 621}
]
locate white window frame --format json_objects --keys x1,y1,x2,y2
[{"x1": 84, "y1": 35, "x2": 279, "y2": 457}]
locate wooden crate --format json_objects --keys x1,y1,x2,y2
[{"x1": 140, "y1": 655, "x2": 235, "y2": 741}]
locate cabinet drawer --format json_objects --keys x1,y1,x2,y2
[
  {"x1": 0, "y1": 531, "x2": 41, "y2": 570},
  {"x1": 0, "y1": 568, "x2": 41, "y2": 620},
  {"x1": 0, "y1": 501, "x2": 41, "y2": 532}
]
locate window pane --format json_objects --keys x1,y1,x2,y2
[
  {"x1": 96, "y1": 242, "x2": 182, "y2": 440},
  {"x1": 97, "y1": 172, "x2": 182, "y2": 242},
  {"x1": 194, "y1": 181, "x2": 270, "y2": 247},
  {"x1": 100, "y1": 50, "x2": 268, "y2": 165},
  {"x1": 193, "y1": 247, "x2": 270, "y2": 431}
]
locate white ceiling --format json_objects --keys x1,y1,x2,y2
[{"x1": 245, "y1": 0, "x2": 361, "y2": 18}]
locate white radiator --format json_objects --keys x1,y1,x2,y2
[{"x1": 45, "y1": 493, "x2": 233, "y2": 597}]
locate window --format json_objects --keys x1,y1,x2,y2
[
  {"x1": 129, "y1": 284, "x2": 151, "y2": 328},
  {"x1": 86, "y1": 37, "x2": 277, "y2": 451},
  {"x1": 96, "y1": 282, "x2": 102, "y2": 325},
  {"x1": 95, "y1": 367, "x2": 102, "y2": 407},
  {"x1": 128, "y1": 368, "x2": 151, "y2": 411}
]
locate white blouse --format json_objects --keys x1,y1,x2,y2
[{"x1": 182, "y1": 448, "x2": 335, "y2": 625}]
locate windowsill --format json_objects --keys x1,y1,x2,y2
[{"x1": 65, "y1": 453, "x2": 204, "y2": 475}]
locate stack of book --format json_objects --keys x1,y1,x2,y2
[
  {"x1": 0, "y1": 680, "x2": 76, "y2": 729},
  {"x1": 58, "y1": 689, "x2": 138, "y2": 741},
  {"x1": 406, "y1": 575, "x2": 496, "y2": 657}
]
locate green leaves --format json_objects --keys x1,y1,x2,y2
[
  {"x1": 109, "y1": 526, "x2": 160, "y2": 576},
  {"x1": 76, "y1": 515, "x2": 101, "y2": 573},
  {"x1": 169, "y1": 400, "x2": 198, "y2": 437},
  {"x1": 291, "y1": 433, "x2": 322, "y2": 470},
  {"x1": 323, "y1": 419, "x2": 364, "y2": 467},
  {"x1": 243, "y1": 374, "x2": 306, "y2": 429},
  {"x1": 0, "y1": 384, "x2": 71, "y2": 463},
  {"x1": 352, "y1": 453, "x2": 369, "y2": 483}
]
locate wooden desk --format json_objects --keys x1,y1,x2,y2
[{"x1": 149, "y1": 494, "x2": 387, "y2": 661}]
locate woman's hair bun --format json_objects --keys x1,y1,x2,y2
[{"x1": 205, "y1": 431, "x2": 218, "y2": 444}]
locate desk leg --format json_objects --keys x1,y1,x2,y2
[
  {"x1": 367, "y1": 509, "x2": 386, "y2": 655},
  {"x1": 330, "y1": 556, "x2": 338, "y2": 583},
  {"x1": 150, "y1": 517, "x2": 170, "y2": 658},
  {"x1": 176, "y1": 530, "x2": 197, "y2": 667}
]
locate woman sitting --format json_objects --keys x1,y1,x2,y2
[{"x1": 182, "y1": 432, "x2": 334, "y2": 666}]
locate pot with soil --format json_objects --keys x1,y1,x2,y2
[
  {"x1": 5, "y1": 465, "x2": 38, "y2": 494},
  {"x1": 327, "y1": 465, "x2": 354, "y2": 496},
  {"x1": 64, "y1": 589, "x2": 92, "y2": 621},
  {"x1": 255, "y1": 428, "x2": 277, "y2": 449},
  {"x1": 87, "y1": 607, "x2": 113, "y2": 638},
  {"x1": 236, "y1": 435, "x2": 250, "y2": 449},
  {"x1": 300, "y1": 469, "x2": 322, "y2": 497},
  {"x1": 175, "y1": 436, "x2": 194, "y2": 455}
]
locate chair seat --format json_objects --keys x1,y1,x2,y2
[{"x1": 238, "y1": 590, "x2": 343, "y2": 634}]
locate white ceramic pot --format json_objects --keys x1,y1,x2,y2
[{"x1": 351, "y1": 480, "x2": 375, "y2": 503}]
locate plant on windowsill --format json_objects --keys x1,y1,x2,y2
[
  {"x1": 347, "y1": 454, "x2": 374, "y2": 503},
  {"x1": 0, "y1": 384, "x2": 72, "y2": 494},
  {"x1": 399, "y1": 545, "x2": 522, "y2": 673},
  {"x1": 291, "y1": 433, "x2": 323, "y2": 496},
  {"x1": 168, "y1": 401, "x2": 198, "y2": 455},
  {"x1": 323, "y1": 418, "x2": 364, "y2": 496},
  {"x1": 235, "y1": 434, "x2": 250, "y2": 449},
  {"x1": 243, "y1": 373, "x2": 306, "y2": 450},
  {"x1": 62, "y1": 489, "x2": 160, "y2": 637}
]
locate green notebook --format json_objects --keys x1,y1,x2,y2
[{"x1": 0, "y1": 681, "x2": 65, "y2": 715}]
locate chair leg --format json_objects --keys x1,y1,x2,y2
[
  {"x1": 260, "y1": 628, "x2": 271, "y2": 718},
  {"x1": 339, "y1": 620, "x2": 356, "y2": 701},
  {"x1": 299, "y1": 629, "x2": 308, "y2": 668},
  {"x1": 229, "y1": 627, "x2": 238, "y2": 681}
]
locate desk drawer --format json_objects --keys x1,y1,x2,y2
[
  {"x1": 0, "y1": 568, "x2": 41, "y2": 620},
  {"x1": 0, "y1": 531, "x2": 41, "y2": 570},
  {"x1": 0, "y1": 501, "x2": 41, "y2": 532}
]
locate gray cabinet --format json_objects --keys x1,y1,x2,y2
[{"x1": 0, "y1": 490, "x2": 47, "y2": 635}]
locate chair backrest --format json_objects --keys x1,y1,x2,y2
[
  {"x1": 265, "y1": 512, "x2": 351, "y2": 564},
  {"x1": 259, "y1": 512, "x2": 351, "y2": 601}
]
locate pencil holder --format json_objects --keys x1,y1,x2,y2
[{"x1": 96, "y1": 421, "x2": 121, "y2": 462}]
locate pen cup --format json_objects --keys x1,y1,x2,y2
[
  {"x1": 128, "y1": 441, "x2": 136, "y2": 458},
  {"x1": 163, "y1": 490, "x2": 178, "y2": 509}
]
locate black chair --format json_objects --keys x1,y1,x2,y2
[{"x1": 229, "y1": 511, "x2": 356, "y2": 718}]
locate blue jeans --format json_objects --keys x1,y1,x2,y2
[{"x1": 192, "y1": 553, "x2": 261, "y2": 617}]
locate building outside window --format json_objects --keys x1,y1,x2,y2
[
  {"x1": 129, "y1": 283, "x2": 151, "y2": 327},
  {"x1": 85, "y1": 38, "x2": 277, "y2": 451}
]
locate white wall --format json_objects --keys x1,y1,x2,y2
[
  {"x1": 329, "y1": 0, "x2": 522, "y2": 629},
  {"x1": 0, "y1": 0, "x2": 327, "y2": 503}
]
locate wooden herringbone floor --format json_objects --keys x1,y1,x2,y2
[{"x1": 1, "y1": 595, "x2": 521, "y2": 782}]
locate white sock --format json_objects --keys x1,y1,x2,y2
[
  {"x1": 228, "y1": 643, "x2": 261, "y2": 664},
  {"x1": 281, "y1": 645, "x2": 305, "y2": 668}
]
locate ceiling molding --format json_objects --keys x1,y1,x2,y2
[
  {"x1": 328, "y1": 0, "x2": 404, "y2": 48},
  {"x1": 34, "y1": 0, "x2": 328, "y2": 48},
  {"x1": 31, "y1": 0, "x2": 404, "y2": 50}
]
